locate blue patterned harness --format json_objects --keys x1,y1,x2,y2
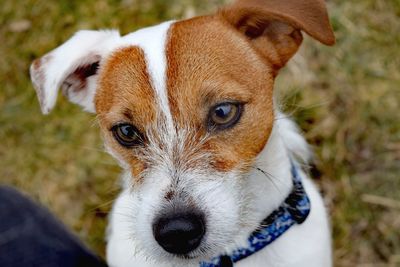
[{"x1": 200, "y1": 162, "x2": 311, "y2": 267}]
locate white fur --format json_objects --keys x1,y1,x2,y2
[{"x1": 30, "y1": 30, "x2": 121, "y2": 114}]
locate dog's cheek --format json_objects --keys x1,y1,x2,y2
[
  {"x1": 98, "y1": 126, "x2": 147, "y2": 183},
  {"x1": 103, "y1": 141, "x2": 130, "y2": 169},
  {"x1": 205, "y1": 136, "x2": 269, "y2": 173},
  {"x1": 130, "y1": 162, "x2": 147, "y2": 183}
]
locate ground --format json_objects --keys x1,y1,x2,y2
[{"x1": 0, "y1": 0, "x2": 399, "y2": 266}]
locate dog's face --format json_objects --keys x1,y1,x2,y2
[{"x1": 30, "y1": 0, "x2": 334, "y2": 263}]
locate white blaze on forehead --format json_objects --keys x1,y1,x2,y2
[{"x1": 120, "y1": 21, "x2": 175, "y2": 131}]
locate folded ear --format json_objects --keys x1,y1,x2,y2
[
  {"x1": 30, "y1": 30, "x2": 121, "y2": 114},
  {"x1": 218, "y1": 0, "x2": 335, "y2": 69}
]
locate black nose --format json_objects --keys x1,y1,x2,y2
[{"x1": 153, "y1": 213, "x2": 205, "y2": 255}]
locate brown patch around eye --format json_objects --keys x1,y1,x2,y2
[
  {"x1": 165, "y1": 16, "x2": 275, "y2": 173},
  {"x1": 212, "y1": 158, "x2": 238, "y2": 173},
  {"x1": 131, "y1": 161, "x2": 147, "y2": 183},
  {"x1": 123, "y1": 109, "x2": 134, "y2": 121},
  {"x1": 96, "y1": 46, "x2": 157, "y2": 185}
]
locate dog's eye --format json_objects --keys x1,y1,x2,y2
[
  {"x1": 111, "y1": 124, "x2": 143, "y2": 147},
  {"x1": 208, "y1": 102, "x2": 243, "y2": 130}
]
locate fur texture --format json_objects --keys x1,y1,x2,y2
[{"x1": 30, "y1": 1, "x2": 335, "y2": 266}]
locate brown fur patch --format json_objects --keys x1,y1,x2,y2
[
  {"x1": 95, "y1": 46, "x2": 157, "y2": 184},
  {"x1": 218, "y1": 0, "x2": 335, "y2": 68},
  {"x1": 219, "y1": 0, "x2": 335, "y2": 46},
  {"x1": 166, "y1": 16, "x2": 276, "y2": 173}
]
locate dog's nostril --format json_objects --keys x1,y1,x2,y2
[{"x1": 153, "y1": 213, "x2": 205, "y2": 255}]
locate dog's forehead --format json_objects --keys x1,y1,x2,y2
[
  {"x1": 97, "y1": 16, "x2": 270, "y2": 121},
  {"x1": 96, "y1": 21, "x2": 174, "y2": 129},
  {"x1": 165, "y1": 16, "x2": 270, "y2": 127},
  {"x1": 119, "y1": 21, "x2": 174, "y2": 121}
]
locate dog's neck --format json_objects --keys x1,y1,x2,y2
[{"x1": 226, "y1": 113, "x2": 307, "y2": 252}]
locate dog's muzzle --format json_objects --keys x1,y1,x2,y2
[{"x1": 153, "y1": 212, "x2": 205, "y2": 255}]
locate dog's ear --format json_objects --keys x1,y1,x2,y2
[
  {"x1": 218, "y1": 0, "x2": 335, "y2": 69},
  {"x1": 30, "y1": 30, "x2": 120, "y2": 114}
]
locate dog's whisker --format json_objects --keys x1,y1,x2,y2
[{"x1": 253, "y1": 166, "x2": 285, "y2": 194}]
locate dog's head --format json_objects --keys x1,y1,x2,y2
[{"x1": 30, "y1": 0, "x2": 334, "y2": 264}]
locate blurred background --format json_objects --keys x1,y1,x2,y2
[{"x1": 0, "y1": 0, "x2": 399, "y2": 266}]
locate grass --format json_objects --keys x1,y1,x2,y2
[{"x1": 0, "y1": 0, "x2": 399, "y2": 266}]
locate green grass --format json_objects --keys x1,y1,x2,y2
[{"x1": 0, "y1": 0, "x2": 399, "y2": 266}]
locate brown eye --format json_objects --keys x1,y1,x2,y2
[
  {"x1": 111, "y1": 124, "x2": 143, "y2": 147},
  {"x1": 208, "y1": 102, "x2": 243, "y2": 130}
]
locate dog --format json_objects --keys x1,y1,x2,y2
[{"x1": 30, "y1": 0, "x2": 335, "y2": 266}]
